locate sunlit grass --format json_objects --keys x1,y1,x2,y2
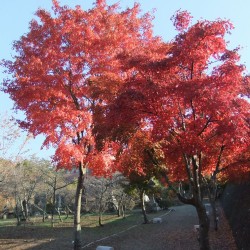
[
  {"x1": 0, "y1": 212, "x2": 136, "y2": 228},
  {"x1": 0, "y1": 209, "x2": 167, "y2": 231}
]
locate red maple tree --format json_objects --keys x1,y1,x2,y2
[
  {"x1": 102, "y1": 10, "x2": 250, "y2": 250},
  {"x1": 2, "y1": 1, "x2": 159, "y2": 248}
]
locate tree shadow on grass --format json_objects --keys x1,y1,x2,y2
[
  {"x1": 0, "y1": 212, "x2": 141, "y2": 250},
  {"x1": 0, "y1": 226, "x2": 73, "y2": 250}
]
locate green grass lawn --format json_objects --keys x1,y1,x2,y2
[
  {"x1": 0, "y1": 209, "x2": 167, "y2": 232},
  {"x1": 0, "y1": 209, "x2": 171, "y2": 249},
  {"x1": 0, "y1": 210, "x2": 140, "y2": 227}
]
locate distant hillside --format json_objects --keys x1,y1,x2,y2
[{"x1": 220, "y1": 183, "x2": 250, "y2": 250}]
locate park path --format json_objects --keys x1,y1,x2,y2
[{"x1": 85, "y1": 204, "x2": 237, "y2": 250}]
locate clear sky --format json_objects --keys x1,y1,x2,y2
[{"x1": 1, "y1": 0, "x2": 249, "y2": 159}]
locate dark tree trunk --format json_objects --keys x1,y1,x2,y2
[
  {"x1": 73, "y1": 163, "x2": 85, "y2": 250},
  {"x1": 98, "y1": 213, "x2": 103, "y2": 227},
  {"x1": 117, "y1": 205, "x2": 121, "y2": 217},
  {"x1": 209, "y1": 181, "x2": 219, "y2": 231},
  {"x1": 178, "y1": 193, "x2": 210, "y2": 250},
  {"x1": 15, "y1": 204, "x2": 21, "y2": 226},
  {"x1": 196, "y1": 202, "x2": 210, "y2": 250},
  {"x1": 43, "y1": 201, "x2": 46, "y2": 222},
  {"x1": 204, "y1": 176, "x2": 219, "y2": 231},
  {"x1": 22, "y1": 199, "x2": 29, "y2": 221},
  {"x1": 98, "y1": 195, "x2": 104, "y2": 226},
  {"x1": 207, "y1": 189, "x2": 218, "y2": 231},
  {"x1": 211, "y1": 201, "x2": 218, "y2": 231}
]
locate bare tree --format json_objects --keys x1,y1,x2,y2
[
  {"x1": 83, "y1": 173, "x2": 132, "y2": 225},
  {"x1": 40, "y1": 166, "x2": 77, "y2": 227}
]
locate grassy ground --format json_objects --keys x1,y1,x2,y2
[
  {"x1": 0, "y1": 209, "x2": 167, "y2": 249},
  {"x1": 0, "y1": 206, "x2": 236, "y2": 250}
]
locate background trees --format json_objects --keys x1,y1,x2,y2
[
  {"x1": 0, "y1": 114, "x2": 34, "y2": 223},
  {"x1": 39, "y1": 164, "x2": 76, "y2": 226}
]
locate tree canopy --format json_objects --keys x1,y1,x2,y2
[
  {"x1": 2, "y1": 0, "x2": 161, "y2": 172},
  {"x1": 2, "y1": 3, "x2": 250, "y2": 250}
]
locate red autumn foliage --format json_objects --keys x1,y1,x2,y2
[
  {"x1": 2, "y1": 0, "x2": 159, "y2": 174},
  {"x1": 171, "y1": 9, "x2": 193, "y2": 32},
  {"x1": 116, "y1": 130, "x2": 166, "y2": 182},
  {"x1": 2, "y1": 2, "x2": 250, "y2": 248},
  {"x1": 99, "y1": 11, "x2": 250, "y2": 250},
  {"x1": 106, "y1": 14, "x2": 249, "y2": 184}
]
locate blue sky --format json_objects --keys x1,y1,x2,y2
[{"x1": 1, "y1": 0, "x2": 249, "y2": 159}]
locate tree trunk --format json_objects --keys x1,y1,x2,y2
[
  {"x1": 196, "y1": 202, "x2": 210, "y2": 250},
  {"x1": 42, "y1": 194, "x2": 47, "y2": 222},
  {"x1": 65, "y1": 205, "x2": 72, "y2": 220},
  {"x1": 22, "y1": 199, "x2": 29, "y2": 221},
  {"x1": 210, "y1": 199, "x2": 218, "y2": 231},
  {"x1": 43, "y1": 205, "x2": 46, "y2": 222},
  {"x1": 56, "y1": 208, "x2": 63, "y2": 222},
  {"x1": 140, "y1": 189, "x2": 149, "y2": 224},
  {"x1": 15, "y1": 204, "x2": 21, "y2": 226},
  {"x1": 122, "y1": 205, "x2": 125, "y2": 219},
  {"x1": 178, "y1": 193, "x2": 210, "y2": 250},
  {"x1": 98, "y1": 213, "x2": 103, "y2": 227},
  {"x1": 98, "y1": 195, "x2": 104, "y2": 226},
  {"x1": 51, "y1": 186, "x2": 56, "y2": 228},
  {"x1": 117, "y1": 204, "x2": 121, "y2": 217},
  {"x1": 73, "y1": 162, "x2": 85, "y2": 250},
  {"x1": 209, "y1": 181, "x2": 219, "y2": 231},
  {"x1": 204, "y1": 177, "x2": 219, "y2": 231}
]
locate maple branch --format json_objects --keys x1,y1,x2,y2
[
  {"x1": 169, "y1": 128, "x2": 180, "y2": 138},
  {"x1": 177, "y1": 102, "x2": 186, "y2": 131},
  {"x1": 190, "y1": 61, "x2": 194, "y2": 80},
  {"x1": 68, "y1": 84, "x2": 80, "y2": 110},
  {"x1": 213, "y1": 145, "x2": 225, "y2": 176},
  {"x1": 197, "y1": 116, "x2": 213, "y2": 136},
  {"x1": 191, "y1": 155, "x2": 202, "y2": 201},
  {"x1": 147, "y1": 149, "x2": 180, "y2": 195},
  {"x1": 178, "y1": 64, "x2": 191, "y2": 72},
  {"x1": 198, "y1": 153, "x2": 202, "y2": 182},
  {"x1": 177, "y1": 193, "x2": 195, "y2": 205},
  {"x1": 162, "y1": 172, "x2": 178, "y2": 193},
  {"x1": 217, "y1": 159, "x2": 250, "y2": 174},
  {"x1": 183, "y1": 153, "x2": 194, "y2": 185},
  {"x1": 77, "y1": 131, "x2": 81, "y2": 145},
  {"x1": 190, "y1": 99, "x2": 196, "y2": 124},
  {"x1": 178, "y1": 182, "x2": 195, "y2": 205},
  {"x1": 205, "y1": 132, "x2": 218, "y2": 142}
]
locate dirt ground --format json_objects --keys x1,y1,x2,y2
[{"x1": 0, "y1": 204, "x2": 237, "y2": 250}]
